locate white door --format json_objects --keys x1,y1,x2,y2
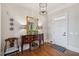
[{"x1": 53, "y1": 16, "x2": 67, "y2": 48}]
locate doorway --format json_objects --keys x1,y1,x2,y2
[{"x1": 53, "y1": 15, "x2": 68, "y2": 48}]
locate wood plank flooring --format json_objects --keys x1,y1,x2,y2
[{"x1": 8, "y1": 43, "x2": 79, "y2": 56}]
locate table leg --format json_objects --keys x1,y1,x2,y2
[
  {"x1": 29, "y1": 43, "x2": 31, "y2": 51},
  {"x1": 21, "y1": 43, "x2": 23, "y2": 54},
  {"x1": 39, "y1": 40, "x2": 41, "y2": 48}
]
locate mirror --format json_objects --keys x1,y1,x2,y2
[{"x1": 26, "y1": 16, "x2": 38, "y2": 35}]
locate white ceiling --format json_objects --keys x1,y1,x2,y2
[{"x1": 11, "y1": 3, "x2": 76, "y2": 14}]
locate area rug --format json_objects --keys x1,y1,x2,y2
[{"x1": 51, "y1": 44, "x2": 66, "y2": 52}]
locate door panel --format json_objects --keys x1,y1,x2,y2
[{"x1": 53, "y1": 16, "x2": 67, "y2": 48}]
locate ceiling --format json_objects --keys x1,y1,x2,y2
[{"x1": 10, "y1": 3, "x2": 76, "y2": 14}]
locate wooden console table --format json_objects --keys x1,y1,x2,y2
[{"x1": 21, "y1": 34, "x2": 44, "y2": 54}]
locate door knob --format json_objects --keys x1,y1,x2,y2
[{"x1": 63, "y1": 32, "x2": 66, "y2": 36}]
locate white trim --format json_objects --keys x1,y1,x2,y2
[
  {"x1": 52, "y1": 42, "x2": 79, "y2": 53},
  {"x1": 54, "y1": 16, "x2": 66, "y2": 21},
  {"x1": 67, "y1": 45, "x2": 79, "y2": 53}
]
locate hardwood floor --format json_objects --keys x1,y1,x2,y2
[
  {"x1": 8, "y1": 43, "x2": 79, "y2": 56},
  {"x1": 11, "y1": 44, "x2": 79, "y2": 56}
]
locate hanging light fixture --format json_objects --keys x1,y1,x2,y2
[{"x1": 39, "y1": 3, "x2": 47, "y2": 15}]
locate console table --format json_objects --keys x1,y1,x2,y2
[{"x1": 21, "y1": 34, "x2": 44, "y2": 54}]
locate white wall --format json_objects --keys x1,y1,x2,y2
[
  {"x1": 48, "y1": 4, "x2": 79, "y2": 53},
  {"x1": 1, "y1": 4, "x2": 36, "y2": 55},
  {"x1": 68, "y1": 5, "x2": 79, "y2": 52},
  {"x1": 38, "y1": 15, "x2": 48, "y2": 42},
  {"x1": 0, "y1": 3, "x2": 1, "y2": 55},
  {"x1": 1, "y1": 4, "x2": 48, "y2": 55}
]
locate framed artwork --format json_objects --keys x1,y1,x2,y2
[{"x1": 26, "y1": 16, "x2": 38, "y2": 34}]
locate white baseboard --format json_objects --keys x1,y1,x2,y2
[
  {"x1": 67, "y1": 45, "x2": 79, "y2": 53},
  {"x1": 44, "y1": 39, "x2": 51, "y2": 43},
  {"x1": 52, "y1": 42, "x2": 79, "y2": 53}
]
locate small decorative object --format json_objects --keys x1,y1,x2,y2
[
  {"x1": 9, "y1": 18, "x2": 14, "y2": 31},
  {"x1": 10, "y1": 27, "x2": 14, "y2": 31},
  {"x1": 10, "y1": 18, "x2": 14, "y2": 21},
  {"x1": 10, "y1": 23, "x2": 14, "y2": 26}
]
